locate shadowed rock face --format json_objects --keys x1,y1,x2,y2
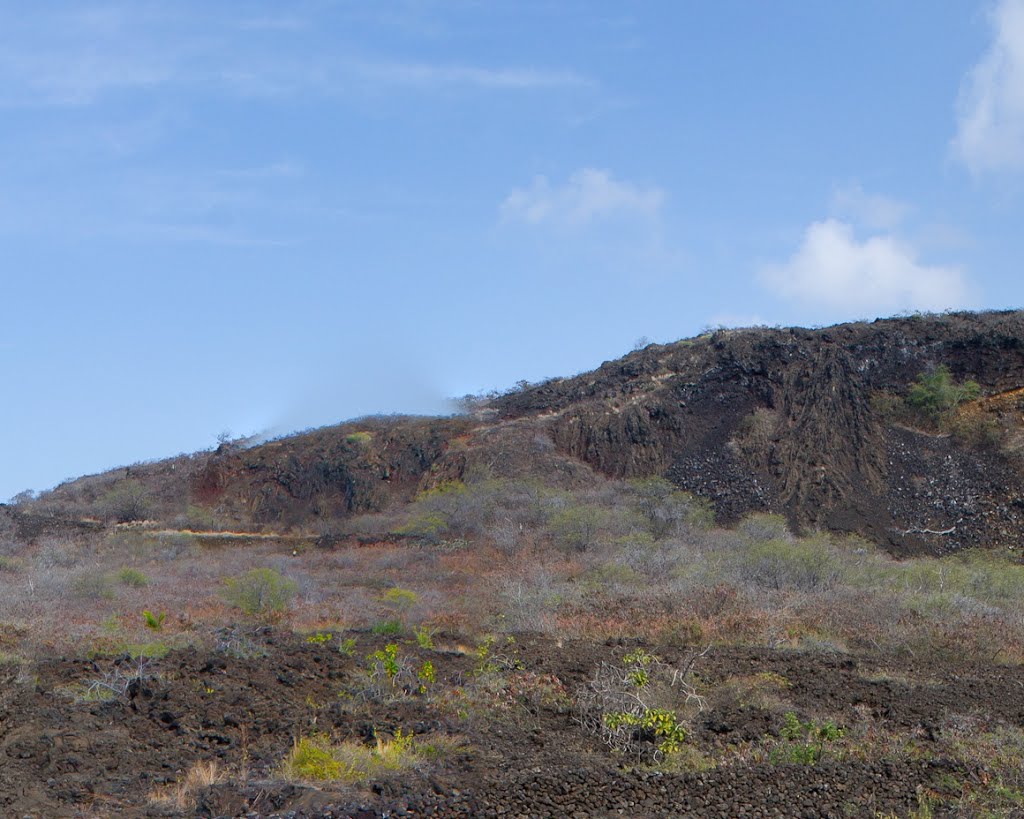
[
  {"x1": 493, "y1": 310, "x2": 1024, "y2": 553},
  {"x1": 29, "y1": 310, "x2": 1024, "y2": 554},
  {"x1": 773, "y1": 345, "x2": 886, "y2": 524}
]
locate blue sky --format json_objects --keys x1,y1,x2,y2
[{"x1": 3, "y1": 0, "x2": 1024, "y2": 500}]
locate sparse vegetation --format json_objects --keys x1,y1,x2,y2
[
  {"x1": 223, "y1": 567, "x2": 298, "y2": 618},
  {"x1": 282, "y1": 729, "x2": 442, "y2": 785},
  {"x1": 6, "y1": 313, "x2": 1024, "y2": 816}
]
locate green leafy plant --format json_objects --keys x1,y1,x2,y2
[
  {"x1": 368, "y1": 643, "x2": 401, "y2": 682},
  {"x1": 770, "y1": 711, "x2": 845, "y2": 765},
  {"x1": 417, "y1": 660, "x2": 436, "y2": 693},
  {"x1": 142, "y1": 610, "x2": 166, "y2": 631},
  {"x1": 337, "y1": 637, "x2": 357, "y2": 657},
  {"x1": 282, "y1": 728, "x2": 445, "y2": 785},
  {"x1": 603, "y1": 708, "x2": 687, "y2": 756},
  {"x1": 413, "y1": 625, "x2": 436, "y2": 649},
  {"x1": 223, "y1": 568, "x2": 298, "y2": 618},
  {"x1": 364, "y1": 643, "x2": 434, "y2": 698},
  {"x1": 474, "y1": 634, "x2": 523, "y2": 675},
  {"x1": 306, "y1": 631, "x2": 333, "y2": 645},
  {"x1": 576, "y1": 647, "x2": 707, "y2": 763}
]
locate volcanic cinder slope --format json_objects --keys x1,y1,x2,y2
[{"x1": 17, "y1": 309, "x2": 1024, "y2": 555}]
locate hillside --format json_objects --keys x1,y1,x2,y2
[
  {"x1": 12, "y1": 309, "x2": 1024, "y2": 556},
  {"x1": 6, "y1": 311, "x2": 1024, "y2": 817}
]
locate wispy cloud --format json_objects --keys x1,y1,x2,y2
[
  {"x1": 501, "y1": 168, "x2": 664, "y2": 228},
  {"x1": 953, "y1": 0, "x2": 1024, "y2": 173},
  {"x1": 215, "y1": 161, "x2": 305, "y2": 181},
  {"x1": 0, "y1": 46, "x2": 174, "y2": 106},
  {"x1": 830, "y1": 183, "x2": 911, "y2": 231},
  {"x1": 117, "y1": 222, "x2": 297, "y2": 247},
  {"x1": 759, "y1": 219, "x2": 971, "y2": 315},
  {"x1": 353, "y1": 60, "x2": 587, "y2": 91},
  {"x1": 0, "y1": 5, "x2": 589, "y2": 108}
]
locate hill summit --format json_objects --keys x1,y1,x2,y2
[{"x1": 15, "y1": 309, "x2": 1024, "y2": 555}]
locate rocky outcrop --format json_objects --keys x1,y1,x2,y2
[{"x1": 28, "y1": 310, "x2": 1024, "y2": 553}]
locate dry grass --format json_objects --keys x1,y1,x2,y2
[
  {"x1": 4, "y1": 475, "x2": 1024, "y2": 671},
  {"x1": 149, "y1": 760, "x2": 223, "y2": 812}
]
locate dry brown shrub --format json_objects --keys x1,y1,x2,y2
[{"x1": 149, "y1": 760, "x2": 223, "y2": 812}]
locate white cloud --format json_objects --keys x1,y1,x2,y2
[
  {"x1": 353, "y1": 60, "x2": 587, "y2": 90},
  {"x1": 830, "y1": 184, "x2": 911, "y2": 231},
  {"x1": 759, "y1": 219, "x2": 971, "y2": 314},
  {"x1": 500, "y1": 168, "x2": 664, "y2": 227},
  {"x1": 954, "y1": 0, "x2": 1024, "y2": 173}
]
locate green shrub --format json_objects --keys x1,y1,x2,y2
[
  {"x1": 413, "y1": 625, "x2": 436, "y2": 649},
  {"x1": 117, "y1": 567, "x2": 150, "y2": 587},
  {"x1": 907, "y1": 365, "x2": 980, "y2": 424},
  {"x1": 345, "y1": 431, "x2": 373, "y2": 446},
  {"x1": 282, "y1": 729, "x2": 438, "y2": 784},
  {"x1": 769, "y1": 711, "x2": 844, "y2": 765},
  {"x1": 381, "y1": 587, "x2": 418, "y2": 623},
  {"x1": 575, "y1": 647, "x2": 705, "y2": 763},
  {"x1": 549, "y1": 505, "x2": 610, "y2": 553},
  {"x1": 282, "y1": 734, "x2": 344, "y2": 780},
  {"x1": 371, "y1": 619, "x2": 403, "y2": 636},
  {"x1": 738, "y1": 538, "x2": 841, "y2": 592},
  {"x1": 223, "y1": 568, "x2": 298, "y2": 617}
]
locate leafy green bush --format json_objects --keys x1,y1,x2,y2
[
  {"x1": 381, "y1": 587, "x2": 418, "y2": 623},
  {"x1": 769, "y1": 711, "x2": 844, "y2": 765},
  {"x1": 548, "y1": 505, "x2": 610, "y2": 553},
  {"x1": 117, "y1": 567, "x2": 150, "y2": 587},
  {"x1": 738, "y1": 537, "x2": 841, "y2": 592},
  {"x1": 363, "y1": 643, "x2": 436, "y2": 698},
  {"x1": 907, "y1": 365, "x2": 980, "y2": 424},
  {"x1": 371, "y1": 619, "x2": 403, "y2": 636},
  {"x1": 223, "y1": 568, "x2": 298, "y2": 617}
]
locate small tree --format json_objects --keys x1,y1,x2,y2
[
  {"x1": 101, "y1": 479, "x2": 151, "y2": 523},
  {"x1": 223, "y1": 568, "x2": 298, "y2": 618},
  {"x1": 549, "y1": 505, "x2": 610, "y2": 552}
]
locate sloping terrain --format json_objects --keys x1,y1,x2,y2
[{"x1": 18, "y1": 310, "x2": 1024, "y2": 556}]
